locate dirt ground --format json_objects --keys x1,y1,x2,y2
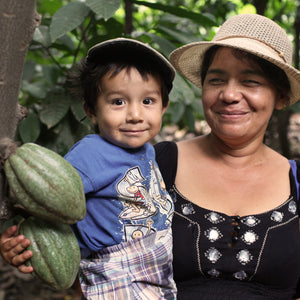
[
  {"x1": 1, "y1": 114, "x2": 300, "y2": 300},
  {"x1": 0, "y1": 256, "x2": 81, "y2": 300}
]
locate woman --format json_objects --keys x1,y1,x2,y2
[{"x1": 155, "y1": 13, "x2": 300, "y2": 299}]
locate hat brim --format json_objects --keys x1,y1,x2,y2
[{"x1": 170, "y1": 38, "x2": 300, "y2": 105}]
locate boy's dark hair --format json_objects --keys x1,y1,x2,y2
[
  {"x1": 200, "y1": 45, "x2": 291, "y2": 103},
  {"x1": 70, "y1": 39, "x2": 174, "y2": 117},
  {"x1": 78, "y1": 57, "x2": 170, "y2": 113}
]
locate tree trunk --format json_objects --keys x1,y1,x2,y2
[
  {"x1": 0, "y1": 0, "x2": 40, "y2": 227},
  {"x1": 124, "y1": 0, "x2": 133, "y2": 35}
]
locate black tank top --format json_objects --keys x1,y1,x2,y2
[{"x1": 155, "y1": 141, "x2": 300, "y2": 299}]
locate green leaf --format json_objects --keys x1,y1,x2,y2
[
  {"x1": 169, "y1": 101, "x2": 185, "y2": 124},
  {"x1": 39, "y1": 0, "x2": 64, "y2": 16},
  {"x1": 58, "y1": 34, "x2": 76, "y2": 51},
  {"x1": 50, "y1": 1, "x2": 90, "y2": 42},
  {"x1": 18, "y1": 112, "x2": 41, "y2": 143},
  {"x1": 22, "y1": 81, "x2": 47, "y2": 99},
  {"x1": 42, "y1": 65, "x2": 61, "y2": 85},
  {"x1": 70, "y1": 97, "x2": 85, "y2": 122},
  {"x1": 170, "y1": 75, "x2": 196, "y2": 105},
  {"x1": 40, "y1": 94, "x2": 70, "y2": 129},
  {"x1": 22, "y1": 60, "x2": 36, "y2": 81},
  {"x1": 184, "y1": 105, "x2": 195, "y2": 131},
  {"x1": 85, "y1": 0, "x2": 121, "y2": 20},
  {"x1": 33, "y1": 25, "x2": 52, "y2": 47},
  {"x1": 129, "y1": 0, "x2": 217, "y2": 26},
  {"x1": 158, "y1": 25, "x2": 203, "y2": 45},
  {"x1": 142, "y1": 33, "x2": 175, "y2": 57}
]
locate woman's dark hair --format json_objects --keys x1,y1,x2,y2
[
  {"x1": 70, "y1": 56, "x2": 170, "y2": 115},
  {"x1": 200, "y1": 45, "x2": 291, "y2": 102}
]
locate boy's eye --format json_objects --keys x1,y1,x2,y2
[
  {"x1": 143, "y1": 98, "x2": 153, "y2": 105},
  {"x1": 112, "y1": 99, "x2": 125, "y2": 105}
]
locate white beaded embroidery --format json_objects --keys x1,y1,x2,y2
[
  {"x1": 205, "y1": 247, "x2": 222, "y2": 263},
  {"x1": 241, "y1": 230, "x2": 258, "y2": 245},
  {"x1": 205, "y1": 212, "x2": 225, "y2": 224},
  {"x1": 205, "y1": 227, "x2": 223, "y2": 242},
  {"x1": 236, "y1": 249, "x2": 253, "y2": 265}
]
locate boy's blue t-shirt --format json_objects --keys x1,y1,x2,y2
[{"x1": 64, "y1": 134, "x2": 174, "y2": 257}]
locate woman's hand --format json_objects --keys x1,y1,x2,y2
[{"x1": 0, "y1": 225, "x2": 34, "y2": 273}]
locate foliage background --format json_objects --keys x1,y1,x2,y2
[{"x1": 17, "y1": 0, "x2": 300, "y2": 156}]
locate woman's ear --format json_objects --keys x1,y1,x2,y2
[{"x1": 275, "y1": 93, "x2": 289, "y2": 110}]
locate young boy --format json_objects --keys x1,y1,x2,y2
[{"x1": 0, "y1": 38, "x2": 176, "y2": 299}]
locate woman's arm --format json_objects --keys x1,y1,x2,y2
[{"x1": 0, "y1": 225, "x2": 33, "y2": 273}]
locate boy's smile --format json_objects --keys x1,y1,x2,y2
[{"x1": 87, "y1": 67, "x2": 167, "y2": 149}]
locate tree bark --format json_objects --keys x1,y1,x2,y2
[
  {"x1": 124, "y1": 0, "x2": 133, "y2": 35},
  {"x1": 0, "y1": 0, "x2": 40, "y2": 227}
]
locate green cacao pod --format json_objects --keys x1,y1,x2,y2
[
  {"x1": 4, "y1": 143, "x2": 86, "y2": 224},
  {"x1": 19, "y1": 216, "x2": 81, "y2": 290}
]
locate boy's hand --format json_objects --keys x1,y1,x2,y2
[{"x1": 0, "y1": 225, "x2": 34, "y2": 273}]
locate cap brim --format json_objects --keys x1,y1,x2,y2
[{"x1": 87, "y1": 38, "x2": 175, "y2": 88}]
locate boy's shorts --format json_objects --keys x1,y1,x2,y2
[{"x1": 79, "y1": 227, "x2": 177, "y2": 300}]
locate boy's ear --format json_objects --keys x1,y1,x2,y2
[{"x1": 83, "y1": 103, "x2": 97, "y2": 125}]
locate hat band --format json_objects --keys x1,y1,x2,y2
[{"x1": 215, "y1": 35, "x2": 287, "y2": 63}]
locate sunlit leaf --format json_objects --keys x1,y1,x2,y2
[
  {"x1": 39, "y1": 0, "x2": 64, "y2": 16},
  {"x1": 129, "y1": 0, "x2": 217, "y2": 26},
  {"x1": 50, "y1": 1, "x2": 90, "y2": 42},
  {"x1": 85, "y1": 0, "x2": 121, "y2": 20}
]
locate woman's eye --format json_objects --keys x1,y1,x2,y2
[
  {"x1": 207, "y1": 78, "x2": 224, "y2": 85},
  {"x1": 143, "y1": 98, "x2": 153, "y2": 105},
  {"x1": 112, "y1": 99, "x2": 125, "y2": 105},
  {"x1": 244, "y1": 79, "x2": 261, "y2": 86}
]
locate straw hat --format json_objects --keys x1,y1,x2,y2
[
  {"x1": 170, "y1": 14, "x2": 300, "y2": 105},
  {"x1": 87, "y1": 38, "x2": 175, "y2": 93}
]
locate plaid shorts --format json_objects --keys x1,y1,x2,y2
[{"x1": 79, "y1": 227, "x2": 177, "y2": 300}]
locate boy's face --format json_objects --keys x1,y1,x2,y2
[{"x1": 86, "y1": 67, "x2": 168, "y2": 149}]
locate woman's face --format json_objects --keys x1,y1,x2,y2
[{"x1": 202, "y1": 47, "x2": 287, "y2": 145}]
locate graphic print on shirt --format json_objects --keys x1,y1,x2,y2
[
  {"x1": 117, "y1": 162, "x2": 173, "y2": 242},
  {"x1": 149, "y1": 161, "x2": 173, "y2": 224}
]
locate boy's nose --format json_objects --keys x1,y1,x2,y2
[{"x1": 126, "y1": 104, "x2": 143, "y2": 122}]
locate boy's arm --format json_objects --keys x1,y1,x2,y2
[{"x1": 0, "y1": 225, "x2": 34, "y2": 273}]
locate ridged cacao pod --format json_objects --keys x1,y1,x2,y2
[
  {"x1": 4, "y1": 143, "x2": 86, "y2": 224},
  {"x1": 19, "y1": 216, "x2": 81, "y2": 290}
]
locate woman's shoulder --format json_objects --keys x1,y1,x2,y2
[{"x1": 154, "y1": 141, "x2": 178, "y2": 189}]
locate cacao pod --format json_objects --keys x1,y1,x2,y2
[
  {"x1": 19, "y1": 216, "x2": 81, "y2": 290},
  {"x1": 4, "y1": 143, "x2": 86, "y2": 224}
]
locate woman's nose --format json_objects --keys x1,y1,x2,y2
[{"x1": 219, "y1": 81, "x2": 242, "y2": 103}]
